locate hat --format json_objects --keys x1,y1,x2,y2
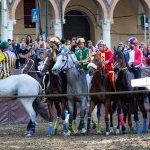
[
  {"x1": 128, "y1": 37, "x2": 138, "y2": 45},
  {"x1": 0, "y1": 41, "x2": 9, "y2": 49},
  {"x1": 77, "y1": 38, "x2": 85, "y2": 44},
  {"x1": 50, "y1": 37, "x2": 60, "y2": 45}
]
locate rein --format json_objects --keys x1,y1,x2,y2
[{"x1": 59, "y1": 53, "x2": 76, "y2": 72}]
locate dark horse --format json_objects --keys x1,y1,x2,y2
[
  {"x1": 43, "y1": 52, "x2": 67, "y2": 135},
  {"x1": 22, "y1": 58, "x2": 43, "y2": 85},
  {"x1": 114, "y1": 50, "x2": 147, "y2": 134},
  {"x1": 87, "y1": 54, "x2": 116, "y2": 135}
]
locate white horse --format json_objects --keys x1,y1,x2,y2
[
  {"x1": 52, "y1": 51, "x2": 88, "y2": 135},
  {"x1": 0, "y1": 66, "x2": 48, "y2": 137}
]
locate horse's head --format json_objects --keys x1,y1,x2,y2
[
  {"x1": 42, "y1": 50, "x2": 58, "y2": 72},
  {"x1": 87, "y1": 54, "x2": 102, "y2": 76},
  {"x1": 22, "y1": 59, "x2": 34, "y2": 74},
  {"x1": 114, "y1": 51, "x2": 126, "y2": 73},
  {"x1": 52, "y1": 51, "x2": 77, "y2": 75}
]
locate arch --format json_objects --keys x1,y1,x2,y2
[
  {"x1": 64, "y1": 5, "x2": 97, "y2": 42},
  {"x1": 109, "y1": 0, "x2": 150, "y2": 20},
  {"x1": 63, "y1": 0, "x2": 108, "y2": 19},
  {"x1": 11, "y1": 0, "x2": 59, "y2": 20}
]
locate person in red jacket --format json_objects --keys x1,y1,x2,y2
[
  {"x1": 128, "y1": 37, "x2": 142, "y2": 79},
  {"x1": 97, "y1": 40, "x2": 115, "y2": 90}
]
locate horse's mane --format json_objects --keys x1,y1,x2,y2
[
  {"x1": 90, "y1": 68, "x2": 111, "y2": 93},
  {"x1": 114, "y1": 50, "x2": 127, "y2": 68}
]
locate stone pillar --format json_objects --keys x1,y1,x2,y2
[
  {"x1": 1, "y1": 0, "x2": 8, "y2": 41},
  {"x1": 148, "y1": 19, "x2": 150, "y2": 45},
  {"x1": 7, "y1": 20, "x2": 16, "y2": 40},
  {"x1": 102, "y1": 19, "x2": 111, "y2": 48},
  {"x1": 53, "y1": 19, "x2": 62, "y2": 39}
]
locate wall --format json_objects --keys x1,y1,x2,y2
[{"x1": 111, "y1": 0, "x2": 145, "y2": 47}]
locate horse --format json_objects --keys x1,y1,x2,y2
[
  {"x1": 87, "y1": 54, "x2": 117, "y2": 135},
  {"x1": 52, "y1": 51, "x2": 88, "y2": 135},
  {"x1": 0, "y1": 69, "x2": 48, "y2": 137},
  {"x1": 114, "y1": 50, "x2": 147, "y2": 134},
  {"x1": 42, "y1": 52, "x2": 67, "y2": 135}
]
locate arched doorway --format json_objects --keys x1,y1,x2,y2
[{"x1": 63, "y1": 10, "x2": 90, "y2": 41}]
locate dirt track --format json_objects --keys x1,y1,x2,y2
[{"x1": 0, "y1": 123, "x2": 150, "y2": 150}]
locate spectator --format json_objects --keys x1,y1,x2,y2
[
  {"x1": 12, "y1": 38, "x2": 20, "y2": 69},
  {"x1": 25, "y1": 35, "x2": 33, "y2": 50},
  {"x1": 19, "y1": 43, "x2": 30, "y2": 68}
]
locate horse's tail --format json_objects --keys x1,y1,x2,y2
[{"x1": 32, "y1": 84, "x2": 49, "y2": 121}]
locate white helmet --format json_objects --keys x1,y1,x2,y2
[{"x1": 96, "y1": 40, "x2": 106, "y2": 47}]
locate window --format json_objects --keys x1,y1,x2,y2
[{"x1": 24, "y1": 0, "x2": 36, "y2": 28}]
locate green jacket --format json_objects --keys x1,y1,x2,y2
[{"x1": 75, "y1": 47, "x2": 90, "y2": 72}]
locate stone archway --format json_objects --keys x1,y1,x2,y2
[
  {"x1": 109, "y1": 0, "x2": 150, "y2": 20},
  {"x1": 11, "y1": 0, "x2": 60, "y2": 20},
  {"x1": 63, "y1": 0, "x2": 108, "y2": 19},
  {"x1": 63, "y1": 10, "x2": 90, "y2": 40}
]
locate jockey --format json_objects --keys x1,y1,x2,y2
[
  {"x1": 75, "y1": 38, "x2": 90, "y2": 73},
  {"x1": 97, "y1": 40, "x2": 115, "y2": 90},
  {"x1": 0, "y1": 49, "x2": 5, "y2": 78},
  {"x1": 127, "y1": 37, "x2": 142, "y2": 79},
  {"x1": 0, "y1": 41, "x2": 16, "y2": 78}
]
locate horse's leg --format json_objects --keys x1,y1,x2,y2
[
  {"x1": 109, "y1": 101, "x2": 114, "y2": 134},
  {"x1": 61, "y1": 98, "x2": 68, "y2": 134},
  {"x1": 54, "y1": 101, "x2": 62, "y2": 135},
  {"x1": 47, "y1": 100, "x2": 54, "y2": 135},
  {"x1": 72, "y1": 102, "x2": 77, "y2": 133},
  {"x1": 138, "y1": 95, "x2": 148, "y2": 133},
  {"x1": 78, "y1": 97, "x2": 87, "y2": 134},
  {"x1": 87, "y1": 100, "x2": 97, "y2": 134},
  {"x1": 66, "y1": 100, "x2": 74, "y2": 135},
  {"x1": 105, "y1": 99, "x2": 110, "y2": 135},
  {"x1": 133, "y1": 97, "x2": 141, "y2": 134},
  {"x1": 96, "y1": 103, "x2": 101, "y2": 133},
  {"x1": 20, "y1": 98, "x2": 36, "y2": 137}
]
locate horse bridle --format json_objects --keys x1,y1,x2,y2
[{"x1": 58, "y1": 53, "x2": 77, "y2": 73}]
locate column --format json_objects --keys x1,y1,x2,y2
[
  {"x1": 53, "y1": 19, "x2": 62, "y2": 39},
  {"x1": 7, "y1": 20, "x2": 16, "y2": 40},
  {"x1": 1, "y1": 0, "x2": 8, "y2": 41},
  {"x1": 148, "y1": 19, "x2": 150, "y2": 44},
  {"x1": 102, "y1": 19, "x2": 111, "y2": 48}
]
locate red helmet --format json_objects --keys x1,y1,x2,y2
[{"x1": 128, "y1": 37, "x2": 138, "y2": 45}]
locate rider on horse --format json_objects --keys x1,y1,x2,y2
[
  {"x1": 0, "y1": 41, "x2": 16, "y2": 78},
  {"x1": 75, "y1": 38, "x2": 90, "y2": 73},
  {"x1": 127, "y1": 37, "x2": 142, "y2": 79},
  {"x1": 96, "y1": 40, "x2": 115, "y2": 90}
]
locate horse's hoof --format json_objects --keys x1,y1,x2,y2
[
  {"x1": 92, "y1": 123, "x2": 96, "y2": 129},
  {"x1": 97, "y1": 130, "x2": 102, "y2": 135},
  {"x1": 106, "y1": 132, "x2": 110, "y2": 136},
  {"x1": 81, "y1": 128, "x2": 86, "y2": 134},
  {"x1": 48, "y1": 124, "x2": 54, "y2": 135},
  {"x1": 110, "y1": 127, "x2": 114, "y2": 134},
  {"x1": 115, "y1": 129, "x2": 120, "y2": 135},
  {"x1": 63, "y1": 130, "x2": 71, "y2": 136},
  {"x1": 25, "y1": 130, "x2": 34, "y2": 137}
]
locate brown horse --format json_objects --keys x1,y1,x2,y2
[
  {"x1": 43, "y1": 52, "x2": 67, "y2": 135},
  {"x1": 87, "y1": 54, "x2": 115, "y2": 135},
  {"x1": 22, "y1": 58, "x2": 43, "y2": 85}
]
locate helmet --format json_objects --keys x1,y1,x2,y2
[
  {"x1": 0, "y1": 41, "x2": 9, "y2": 49},
  {"x1": 128, "y1": 37, "x2": 138, "y2": 45},
  {"x1": 96, "y1": 40, "x2": 106, "y2": 47},
  {"x1": 50, "y1": 37, "x2": 60, "y2": 45},
  {"x1": 77, "y1": 38, "x2": 85, "y2": 44}
]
